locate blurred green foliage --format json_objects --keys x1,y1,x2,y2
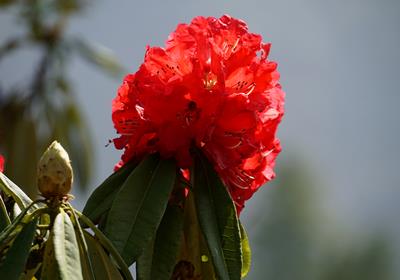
[
  {"x1": 0, "y1": 0, "x2": 125, "y2": 198},
  {"x1": 248, "y1": 158, "x2": 393, "y2": 280}
]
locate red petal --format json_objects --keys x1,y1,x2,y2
[
  {"x1": 217, "y1": 111, "x2": 256, "y2": 132},
  {"x1": 0, "y1": 155, "x2": 4, "y2": 172}
]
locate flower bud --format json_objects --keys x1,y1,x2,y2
[{"x1": 37, "y1": 141, "x2": 73, "y2": 198}]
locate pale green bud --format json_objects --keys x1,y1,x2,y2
[{"x1": 37, "y1": 141, "x2": 73, "y2": 198}]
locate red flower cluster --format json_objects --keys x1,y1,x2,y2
[
  {"x1": 112, "y1": 15, "x2": 284, "y2": 212},
  {"x1": 0, "y1": 155, "x2": 4, "y2": 173}
]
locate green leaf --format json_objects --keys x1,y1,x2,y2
[
  {"x1": 0, "y1": 218, "x2": 37, "y2": 279},
  {"x1": 240, "y1": 222, "x2": 251, "y2": 278},
  {"x1": 137, "y1": 202, "x2": 184, "y2": 280},
  {"x1": 82, "y1": 160, "x2": 137, "y2": 224},
  {"x1": 136, "y1": 239, "x2": 154, "y2": 280},
  {"x1": 76, "y1": 211, "x2": 132, "y2": 280},
  {"x1": 84, "y1": 232, "x2": 124, "y2": 280},
  {"x1": 41, "y1": 232, "x2": 59, "y2": 279},
  {"x1": 192, "y1": 152, "x2": 242, "y2": 280},
  {"x1": 180, "y1": 193, "x2": 215, "y2": 279},
  {"x1": 12, "y1": 202, "x2": 21, "y2": 219},
  {"x1": 0, "y1": 201, "x2": 40, "y2": 248},
  {"x1": 68, "y1": 206, "x2": 95, "y2": 280},
  {"x1": 52, "y1": 209, "x2": 83, "y2": 280},
  {"x1": 105, "y1": 154, "x2": 177, "y2": 265},
  {"x1": 150, "y1": 203, "x2": 184, "y2": 279},
  {"x1": 0, "y1": 172, "x2": 35, "y2": 211},
  {"x1": 0, "y1": 195, "x2": 11, "y2": 231}
]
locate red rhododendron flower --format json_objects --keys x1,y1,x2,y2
[
  {"x1": 112, "y1": 15, "x2": 285, "y2": 213},
  {"x1": 0, "y1": 155, "x2": 4, "y2": 173}
]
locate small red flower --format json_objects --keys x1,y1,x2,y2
[
  {"x1": 0, "y1": 155, "x2": 4, "y2": 173},
  {"x1": 112, "y1": 15, "x2": 285, "y2": 213}
]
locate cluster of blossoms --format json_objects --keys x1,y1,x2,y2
[{"x1": 112, "y1": 15, "x2": 285, "y2": 212}]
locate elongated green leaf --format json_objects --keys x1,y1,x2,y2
[
  {"x1": 151, "y1": 203, "x2": 184, "y2": 279},
  {"x1": 136, "y1": 239, "x2": 154, "y2": 280},
  {"x1": 105, "y1": 154, "x2": 177, "y2": 265},
  {"x1": 68, "y1": 206, "x2": 95, "y2": 280},
  {"x1": 240, "y1": 222, "x2": 251, "y2": 278},
  {"x1": 180, "y1": 193, "x2": 215, "y2": 279},
  {"x1": 82, "y1": 160, "x2": 137, "y2": 223},
  {"x1": 84, "y1": 232, "x2": 123, "y2": 280},
  {"x1": 12, "y1": 202, "x2": 21, "y2": 219},
  {"x1": 76, "y1": 212, "x2": 133, "y2": 280},
  {"x1": 0, "y1": 201, "x2": 40, "y2": 247},
  {"x1": 53, "y1": 209, "x2": 83, "y2": 280},
  {"x1": 79, "y1": 244, "x2": 94, "y2": 280},
  {"x1": 137, "y1": 202, "x2": 184, "y2": 280},
  {"x1": 97, "y1": 210, "x2": 108, "y2": 231},
  {"x1": 41, "y1": 233, "x2": 58, "y2": 280},
  {"x1": 0, "y1": 218, "x2": 37, "y2": 279},
  {"x1": 0, "y1": 195, "x2": 11, "y2": 231},
  {"x1": 193, "y1": 152, "x2": 242, "y2": 280},
  {"x1": 0, "y1": 172, "x2": 35, "y2": 211}
]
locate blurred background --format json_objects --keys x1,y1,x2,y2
[{"x1": 1, "y1": 0, "x2": 399, "y2": 279}]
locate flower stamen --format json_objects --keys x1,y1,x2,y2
[{"x1": 204, "y1": 72, "x2": 217, "y2": 90}]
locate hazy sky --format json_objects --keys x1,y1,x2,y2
[{"x1": 1, "y1": 0, "x2": 400, "y2": 274}]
